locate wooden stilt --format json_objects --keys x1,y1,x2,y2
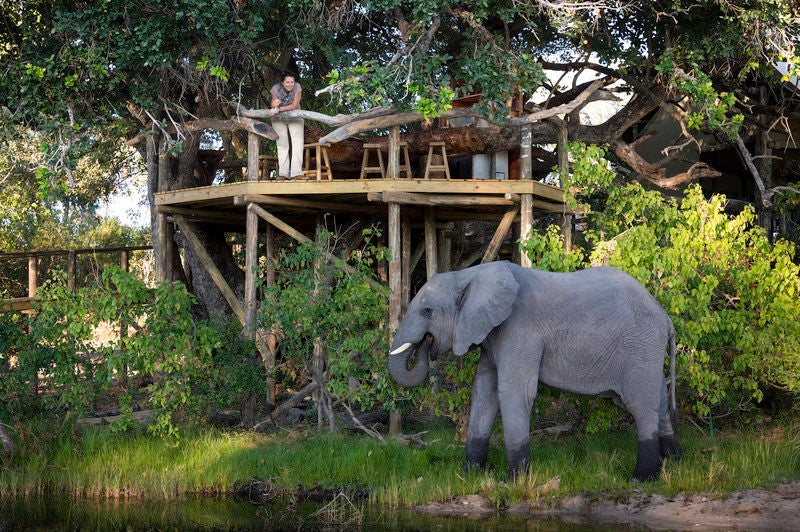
[
  {"x1": 388, "y1": 202, "x2": 401, "y2": 332},
  {"x1": 387, "y1": 126, "x2": 400, "y2": 179},
  {"x1": 401, "y1": 218, "x2": 411, "y2": 311},
  {"x1": 248, "y1": 132, "x2": 260, "y2": 181},
  {"x1": 244, "y1": 205, "x2": 259, "y2": 334},
  {"x1": 424, "y1": 207, "x2": 438, "y2": 279},
  {"x1": 519, "y1": 195, "x2": 533, "y2": 267}
]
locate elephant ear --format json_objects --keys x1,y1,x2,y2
[{"x1": 452, "y1": 261, "x2": 520, "y2": 356}]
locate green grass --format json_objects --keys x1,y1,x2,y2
[{"x1": 1, "y1": 419, "x2": 799, "y2": 507}]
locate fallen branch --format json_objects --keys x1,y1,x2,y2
[
  {"x1": 393, "y1": 430, "x2": 431, "y2": 447},
  {"x1": 531, "y1": 423, "x2": 575, "y2": 437},
  {"x1": 252, "y1": 380, "x2": 321, "y2": 432},
  {"x1": 342, "y1": 403, "x2": 385, "y2": 443}
]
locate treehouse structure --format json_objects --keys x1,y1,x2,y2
[{"x1": 152, "y1": 102, "x2": 574, "y2": 336}]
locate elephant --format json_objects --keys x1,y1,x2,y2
[{"x1": 388, "y1": 260, "x2": 681, "y2": 482}]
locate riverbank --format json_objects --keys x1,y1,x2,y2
[{"x1": 1, "y1": 418, "x2": 798, "y2": 529}]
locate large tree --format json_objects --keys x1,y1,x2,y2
[{"x1": 1, "y1": 0, "x2": 798, "y2": 312}]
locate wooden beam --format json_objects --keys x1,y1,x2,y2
[
  {"x1": 156, "y1": 205, "x2": 246, "y2": 224},
  {"x1": 172, "y1": 214, "x2": 245, "y2": 324},
  {"x1": 481, "y1": 206, "x2": 520, "y2": 264},
  {"x1": 424, "y1": 207, "x2": 438, "y2": 279},
  {"x1": 373, "y1": 191, "x2": 516, "y2": 207},
  {"x1": 0, "y1": 297, "x2": 33, "y2": 312},
  {"x1": 234, "y1": 194, "x2": 384, "y2": 214},
  {"x1": 248, "y1": 204, "x2": 383, "y2": 289}
]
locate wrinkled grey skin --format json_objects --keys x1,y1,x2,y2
[{"x1": 388, "y1": 261, "x2": 681, "y2": 482}]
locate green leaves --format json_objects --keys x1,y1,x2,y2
[{"x1": 257, "y1": 226, "x2": 394, "y2": 413}]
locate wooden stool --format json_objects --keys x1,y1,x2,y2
[
  {"x1": 424, "y1": 141, "x2": 451, "y2": 179},
  {"x1": 303, "y1": 143, "x2": 333, "y2": 181},
  {"x1": 258, "y1": 156, "x2": 278, "y2": 180},
  {"x1": 360, "y1": 143, "x2": 385, "y2": 179},
  {"x1": 397, "y1": 141, "x2": 412, "y2": 178}
]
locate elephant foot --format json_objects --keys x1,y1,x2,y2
[
  {"x1": 505, "y1": 445, "x2": 531, "y2": 481},
  {"x1": 660, "y1": 435, "x2": 683, "y2": 461},
  {"x1": 631, "y1": 438, "x2": 662, "y2": 482},
  {"x1": 465, "y1": 436, "x2": 490, "y2": 470}
]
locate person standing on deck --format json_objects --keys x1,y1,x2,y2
[{"x1": 268, "y1": 71, "x2": 304, "y2": 179}]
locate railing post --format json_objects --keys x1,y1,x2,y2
[{"x1": 27, "y1": 256, "x2": 37, "y2": 298}]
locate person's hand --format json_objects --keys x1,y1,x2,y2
[{"x1": 268, "y1": 107, "x2": 278, "y2": 117}]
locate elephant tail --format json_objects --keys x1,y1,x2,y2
[{"x1": 668, "y1": 324, "x2": 677, "y2": 417}]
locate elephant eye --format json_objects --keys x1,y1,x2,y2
[{"x1": 420, "y1": 307, "x2": 433, "y2": 319}]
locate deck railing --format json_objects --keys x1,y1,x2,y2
[{"x1": 0, "y1": 245, "x2": 152, "y2": 311}]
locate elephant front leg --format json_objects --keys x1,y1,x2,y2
[
  {"x1": 465, "y1": 352, "x2": 499, "y2": 471},
  {"x1": 498, "y1": 372, "x2": 539, "y2": 480}
]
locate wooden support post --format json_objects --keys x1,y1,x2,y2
[
  {"x1": 27, "y1": 256, "x2": 37, "y2": 299},
  {"x1": 520, "y1": 124, "x2": 532, "y2": 180},
  {"x1": 482, "y1": 206, "x2": 520, "y2": 264},
  {"x1": 262, "y1": 222, "x2": 277, "y2": 414},
  {"x1": 67, "y1": 250, "x2": 76, "y2": 292},
  {"x1": 401, "y1": 218, "x2": 411, "y2": 311},
  {"x1": 437, "y1": 228, "x2": 451, "y2": 273},
  {"x1": 520, "y1": 195, "x2": 533, "y2": 267},
  {"x1": 248, "y1": 132, "x2": 259, "y2": 181},
  {"x1": 244, "y1": 205, "x2": 259, "y2": 335},
  {"x1": 172, "y1": 214, "x2": 246, "y2": 323},
  {"x1": 424, "y1": 207, "x2": 438, "y2": 279},
  {"x1": 387, "y1": 126, "x2": 400, "y2": 179},
  {"x1": 120, "y1": 250, "x2": 129, "y2": 272},
  {"x1": 388, "y1": 203, "x2": 401, "y2": 332},
  {"x1": 554, "y1": 120, "x2": 572, "y2": 253}
]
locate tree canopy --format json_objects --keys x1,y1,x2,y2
[{"x1": 1, "y1": 0, "x2": 798, "y2": 308}]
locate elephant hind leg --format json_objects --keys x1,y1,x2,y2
[
  {"x1": 660, "y1": 434, "x2": 682, "y2": 460},
  {"x1": 626, "y1": 393, "x2": 663, "y2": 482},
  {"x1": 632, "y1": 438, "x2": 662, "y2": 482}
]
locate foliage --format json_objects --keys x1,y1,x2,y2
[
  {"x1": 0, "y1": 268, "x2": 262, "y2": 440},
  {"x1": 519, "y1": 224, "x2": 584, "y2": 273},
  {"x1": 257, "y1": 227, "x2": 396, "y2": 415},
  {"x1": 585, "y1": 182, "x2": 800, "y2": 420}
]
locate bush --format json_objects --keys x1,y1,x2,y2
[
  {"x1": 257, "y1": 227, "x2": 399, "y2": 420},
  {"x1": 590, "y1": 184, "x2": 800, "y2": 419},
  {"x1": 0, "y1": 268, "x2": 264, "y2": 440}
]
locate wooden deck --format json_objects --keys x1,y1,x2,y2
[{"x1": 154, "y1": 177, "x2": 567, "y2": 228}]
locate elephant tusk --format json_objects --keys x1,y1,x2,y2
[{"x1": 389, "y1": 342, "x2": 414, "y2": 356}]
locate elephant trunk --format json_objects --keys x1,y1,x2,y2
[{"x1": 388, "y1": 334, "x2": 433, "y2": 388}]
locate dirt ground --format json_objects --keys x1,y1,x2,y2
[{"x1": 414, "y1": 481, "x2": 800, "y2": 530}]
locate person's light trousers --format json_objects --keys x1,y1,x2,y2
[{"x1": 272, "y1": 118, "x2": 305, "y2": 178}]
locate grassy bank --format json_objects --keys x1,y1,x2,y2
[{"x1": 1, "y1": 419, "x2": 798, "y2": 507}]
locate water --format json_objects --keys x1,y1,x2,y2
[{"x1": 0, "y1": 495, "x2": 616, "y2": 531}]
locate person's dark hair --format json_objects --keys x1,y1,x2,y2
[{"x1": 280, "y1": 71, "x2": 297, "y2": 82}]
